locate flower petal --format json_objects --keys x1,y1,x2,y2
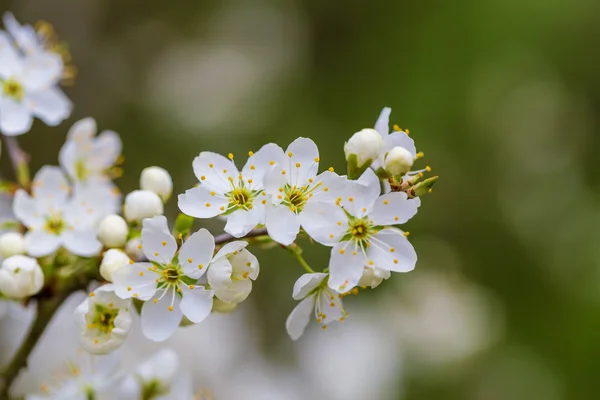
[
  {"x1": 367, "y1": 228, "x2": 416, "y2": 272},
  {"x1": 87, "y1": 130, "x2": 122, "y2": 171},
  {"x1": 67, "y1": 117, "x2": 97, "y2": 141},
  {"x1": 213, "y1": 278, "x2": 252, "y2": 304},
  {"x1": 213, "y1": 240, "x2": 248, "y2": 261},
  {"x1": 285, "y1": 137, "x2": 319, "y2": 186},
  {"x1": 179, "y1": 228, "x2": 215, "y2": 278},
  {"x1": 141, "y1": 290, "x2": 182, "y2": 342},
  {"x1": 20, "y1": 52, "x2": 63, "y2": 91},
  {"x1": 286, "y1": 296, "x2": 316, "y2": 340},
  {"x1": 292, "y1": 273, "x2": 327, "y2": 300},
  {"x1": 224, "y1": 209, "x2": 260, "y2": 238},
  {"x1": 328, "y1": 241, "x2": 366, "y2": 293},
  {"x1": 241, "y1": 142, "x2": 284, "y2": 190},
  {"x1": 13, "y1": 189, "x2": 43, "y2": 229},
  {"x1": 343, "y1": 168, "x2": 381, "y2": 217},
  {"x1": 178, "y1": 186, "x2": 228, "y2": 219},
  {"x1": 207, "y1": 257, "x2": 233, "y2": 289},
  {"x1": 26, "y1": 87, "x2": 71, "y2": 126},
  {"x1": 374, "y1": 107, "x2": 391, "y2": 137},
  {"x1": 31, "y1": 166, "x2": 70, "y2": 205},
  {"x1": 308, "y1": 171, "x2": 350, "y2": 204},
  {"x1": 23, "y1": 230, "x2": 61, "y2": 257},
  {"x1": 298, "y1": 201, "x2": 347, "y2": 246},
  {"x1": 112, "y1": 262, "x2": 158, "y2": 301},
  {"x1": 62, "y1": 229, "x2": 102, "y2": 257},
  {"x1": 265, "y1": 204, "x2": 300, "y2": 246},
  {"x1": 369, "y1": 192, "x2": 419, "y2": 226},
  {"x1": 141, "y1": 215, "x2": 177, "y2": 265},
  {"x1": 192, "y1": 152, "x2": 238, "y2": 193},
  {"x1": 318, "y1": 288, "x2": 347, "y2": 324},
  {"x1": 0, "y1": 31, "x2": 22, "y2": 78},
  {"x1": 0, "y1": 98, "x2": 32, "y2": 136},
  {"x1": 179, "y1": 285, "x2": 213, "y2": 323}
]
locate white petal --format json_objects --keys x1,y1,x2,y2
[
  {"x1": 318, "y1": 288, "x2": 347, "y2": 324},
  {"x1": 31, "y1": 166, "x2": 70, "y2": 205},
  {"x1": 69, "y1": 117, "x2": 97, "y2": 140},
  {"x1": 141, "y1": 216, "x2": 177, "y2": 265},
  {"x1": 141, "y1": 290, "x2": 182, "y2": 342},
  {"x1": 13, "y1": 189, "x2": 43, "y2": 229},
  {"x1": 192, "y1": 152, "x2": 238, "y2": 193},
  {"x1": 285, "y1": 137, "x2": 319, "y2": 186},
  {"x1": 207, "y1": 257, "x2": 233, "y2": 289},
  {"x1": 292, "y1": 272, "x2": 327, "y2": 300},
  {"x1": 374, "y1": 107, "x2": 391, "y2": 137},
  {"x1": 179, "y1": 228, "x2": 215, "y2": 278},
  {"x1": 383, "y1": 130, "x2": 417, "y2": 157},
  {"x1": 224, "y1": 209, "x2": 259, "y2": 238},
  {"x1": 328, "y1": 241, "x2": 366, "y2": 293},
  {"x1": 26, "y1": 87, "x2": 71, "y2": 126},
  {"x1": 369, "y1": 192, "x2": 419, "y2": 225},
  {"x1": 87, "y1": 130, "x2": 122, "y2": 171},
  {"x1": 62, "y1": 229, "x2": 102, "y2": 257},
  {"x1": 213, "y1": 278, "x2": 252, "y2": 304},
  {"x1": 179, "y1": 285, "x2": 213, "y2": 323},
  {"x1": 0, "y1": 31, "x2": 23, "y2": 78},
  {"x1": 368, "y1": 229, "x2": 417, "y2": 272},
  {"x1": 286, "y1": 296, "x2": 315, "y2": 340},
  {"x1": 213, "y1": 240, "x2": 248, "y2": 261},
  {"x1": 112, "y1": 262, "x2": 158, "y2": 300},
  {"x1": 0, "y1": 98, "x2": 32, "y2": 136},
  {"x1": 20, "y1": 52, "x2": 62, "y2": 90},
  {"x1": 263, "y1": 165, "x2": 287, "y2": 203},
  {"x1": 24, "y1": 230, "x2": 60, "y2": 257},
  {"x1": 241, "y1": 142, "x2": 284, "y2": 189},
  {"x1": 265, "y1": 204, "x2": 300, "y2": 245},
  {"x1": 298, "y1": 201, "x2": 347, "y2": 246},
  {"x1": 58, "y1": 139, "x2": 77, "y2": 179},
  {"x1": 308, "y1": 171, "x2": 351, "y2": 204},
  {"x1": 178, "y1": 186, "x2": 228, "y2": 219}
]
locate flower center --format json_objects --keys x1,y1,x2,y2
[
  {"x1": 91, "y1": 304, "x2": 118, "y2": 334},
  {"x1": 75, "y1": 159, "x2": 89, "y2": 181},
  {"x1": 164, "y1": 268, "x2": 180, "y2": 283},
  {"x1": 281, "y1": 182, "x2": 321, "y2": 213},
  {"x1": 45, "y1": 214, "x2": 66, "y2": 235},
  {"x1": 2, "y1": 79, "x2": 24, "y2": 101},
  {"x1": 225, "y1": 185, "x2": 255, "y2": 211},
  {"x1": 344, "y1": 217, "x2": 373, "y2": 249}
]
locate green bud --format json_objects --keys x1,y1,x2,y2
[{"x1": 409, "y1": 176, "x2": 438, "y2": 198}]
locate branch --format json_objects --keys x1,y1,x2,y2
[{"x1": 213, "y1": 227, "x2": 268, "y2": 245}]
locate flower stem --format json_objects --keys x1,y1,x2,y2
[
  {"x1": 2, "y1": 136, "x2": 30, "y2": 190},
  {"x1": 213, "y1": 227, "x2": 268, "y2": 245},
  {"x1": 291, "y1": 247, "x2": 315, "y2": 274}
]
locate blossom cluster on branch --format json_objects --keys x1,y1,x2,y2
[{"x1": 0, "y1": 12, "x2": 437, "y2": 399}]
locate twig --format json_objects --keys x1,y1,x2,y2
[
  {"x1": 2, "y1": 136, "x2": 30, "y2": 190},
  {"x1": 213, "y1": 227, "x2": 268, "y2": 245}
]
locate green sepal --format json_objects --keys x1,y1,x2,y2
[
  {"x1": 346, "y1": 153, "x2": 373, "y2": 180},
  {"x1": 409, "y1": 176, "x2": 438, "y2": 198},
  {"x1": 0, "y1": 220, "x2": 19, "y2": 231},
  {"x1": 374, "y1": 167, "x2": 390, "y2": 180},
  {"x1": 173, "y1": 213, "x2": 195, "y2": 238},
  {"x1": 132, "y1": 298, "x2": 144, "y2": 314}
]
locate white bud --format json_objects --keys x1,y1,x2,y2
[
  {"x1": 75, "y1": 285, "x2": 132, "y2": 355},
  {"x1": 358, "y1": 266, "x2": 391, "y2": 289},
  {"x1": 125, "y1": 237, "x2": 143, "y2": 261},
  {"x1": 123, "y1": 190, "x2": 163, "y2": 223},
  {"x1": 0, "y1": 232, "x2": 26, "y2": 258},
  {"x1": 100, "y1": 249, "x2": 131, "y2": 282},
  {"x1": 212, "y1": 298, "x2": 238, "y2": 314},
  {"x1": 0, "y1": 255, "x2": 43, "y2": 299},
  {"x1": 344, "y1": 128, "x2": 382, "y2": 167},
  {"x1": 384, "y1": 146, "x2": 414, "y2": 177},
  {"x1": 98, "y1": 215, "x2": 129, "y2": 248},
  {"x1": 140, "y1": 166, "x2": 173, "y2": 202}
]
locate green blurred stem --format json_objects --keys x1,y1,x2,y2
[
  {"x1": 2, "y1": 136, "x2": 30, "y2": 190},
  {"x1": 292, "y1": 248, "x2": 315, "y2": 273}
]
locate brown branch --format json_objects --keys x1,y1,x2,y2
[{"x1": 213, "y1": 227, "x2": 268, "y2": 245}]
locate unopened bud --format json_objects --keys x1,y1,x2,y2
[
  {"x1": 409, "y1": 176, "x2": 438, "y2": 198},
  {"x1": 125, "y1": 237, "x2": 143, "y2": 261},
  {"x1": 123, "y1": 190, "x2": 163, "y2": 223},
  {"x1": 384, "y1": 146, "x2": 414, "y2": 177},
  {"x1": 98, "y1": 215, "x2": 128, "y2": 248},
  {"x1": 344, "y1": 129, "x2": 382, "y2": 179},
  {"x1": 0, "y1": 232, "x2": 26, "y2": 258},
  {"x1": 0, "y1": 255, "x2": 43, "y2": 299},
  {"x1": 212, "y1": 298, "x2": 238, "y2": 314},
  {"x1": 140, "y1": 166, "x2": 173, "y2": 202},
  {"x1": 358, "y1": 266, "x2": 391, "y2": 289},
  {"x1": 100, "y1": 249, "x2": 131, "y2": 282}
]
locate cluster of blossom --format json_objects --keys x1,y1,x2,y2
[{"x1": 0, "y1": 13, "x2": 437, "y2": 399}]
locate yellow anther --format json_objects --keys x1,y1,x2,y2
[
  {"x1": 242, "y1": 272, "x2": 249, "y2": 279},
  {"x1": 154, "y1": 252, "x2": 159, "y2": 256},
  {"x1": 362, "y1": 207, "x2": 366, "y2": 212},
  {"x1": 368, "y1": 260, "x2": 374, "y2": 266},
  {"x1": 288, "y1": 151, "x2": 293, "y2": 157},
  {"x1": 127, "y1": 286, "x2": 132, "y2": 291},
  {"x1": 405, "y1": 129, "x2": 411, "y2": 134},
  {"x1": 336, "y1": 221, "x2": 342, "y2": 226},
  {"x1": 314, "y1": 157, "x2": 320, "y2": 162},
  {"x1": 209, "y1": 163, "x2": 214, "y2": 168},
  {"x1": 250, "y1": 165, "x2": 256, "y2": 170},
  {"x1": 328, "y1": 167, "x2": 334, "y2": 172},
  {"x1": 198, "y1": 264, "x2": 204, "y2": 269},
  {"x1": 246, "y1": 261, "x2": 252, "y2": 266},
  {"x1": 133, "y1": 293, "x2": 138, "y2": 298},
  {"x1": 277, "y1": 195, "x2": 282, "y2": 199},
  {"x1": 187, "y1": 258, "x2": 193, "y2": 263},
  {"x1": 220, "y1": 206, "x2": 225, "y2": 211},
  {"x1": 352, "y1": 250, "x2": 357, "y2": 255},
  {"x1": 329, "y1": 234, "x2": 334, "y2": 238},
  {"x1": 153, "y1": 299, "x2": 158, "y2": 304},
  {"x1": 205, "y1": 202, "x2": 211, "y2": 207},
  {"x1": 394, "y1": 216, "x2": 399, "y2": 221},
  {"x1": 228, "y1": 153, "x2": 234, "y2": 159},
  {"x1": 393, "y1": 124, "x2": 402, "y2": 131},
  {"x1": 248, "y1": 151, "x2": 254, "y2": 157},
  {"x1": 269, "y1": 160, "x2": 275, "y2": 166},
  {"x1": 339, "y1": 249, "x2": 345, "y2": 255},
  {"x1": 348, "y1": 197, "x2": 354, "y2": 202},
  {"x1": 248, "y1": 179, "x2": 253, "y2": 184},
  {"x1": 201, "y1": 175, "x2": 206, "y2": 180},
  {"x1": 161, "y1": 241, "x2": 167, "y2": 246},
  {"x1": 425, "y1": 165, "x2": 432, "y2": 172},
  {"x1": 139, "y1": 271, "x2": 144, "y2": 276},
  {"x1": 416, "y1": 151, "x2": 425, "y2": 159},
  {"x1": 189, "y1": 285, "x2": 194, "y2": 290},
  {"x1": 296, "y1": 162, "x2": 301, "y2": 168},
  {"x1": 383, "y1": 199, "x2": 389, "y2": 205},
  {"x1": 137, "y1": 243, "x2": 142, "y2": 249},
  {"x1": 403, "y1": 231, "x2": 410, "y2": 237},
  {"x1": 89, "y1": 292, "x2": 95, "y2": 297},
  {"x1": 168, "y1": 306, "x2": 174, "y2": 312},
  {"x1": 222, "y1": 169, "x2": 227, "y2": 173},
  {"x1": 281, "y1": 170, "x2": 287, "y2": 175},
  {"x1": 128, "y1": 260, "x2": 134, "y2": 265},
  {"x1": 324, "y1": 187, "x2": 329, "y2": 192},
  {"x1": 210, "y1": 191, "x2": 216, "y2": 196},
  {"x1": 390, "y1": 247, "x2": 395, "y2": 252},
  {"x1": 352, "y1": 229, "x2": 358, "y2": 235},
  {"x1": 322, "y1": 325, "x2": 328, "y2": 330},
  {"x1": 393, "y1": 259, "x2": 399, "y2": 264},
  {"x1": 279, "y1": 187, "x2": 284, "y2": 192},
  {"x1": 262, "y1": 199, "x2": 267, "y2": 204}
]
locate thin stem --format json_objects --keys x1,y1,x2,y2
[
  {"x1": 2, "y1": 136, "x2": 30, "y2": 190},
  {"x1": 213, "y1": 227, "x2": 268, "y2": 245},
  {"x1": 292, "y1": 248, "x2": 315, "y2": 273}
]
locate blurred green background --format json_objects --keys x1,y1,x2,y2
[{"x1": 2, "y1": 0, "x2": 600, "y2": 398}]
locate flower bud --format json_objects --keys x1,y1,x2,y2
[
  {"x1": 384, "y1": 146, "x2": 414, "y2": 177},
  {"x1": 123, "y1": 190, "x2": 164, "y2": 223},
  {"x1": 0, "y1": 232, "x2": 26, "y2": 258},
  {"x1": 140, "y1": 166, "x2": 173, "y2": 202},
  {"x1": 344, "y1": 129, "x2": 382, "y2": 167},
  {"x1": 124, "y1": 237, "x2": 143, "y2": 261},
  {"x1": 358, "y1": 266, "x2": 391, "y2": 289},
  {"x1": 100, "y1": 249, "x2": 131, "y2": 282},
  {"x1": 0, "y1": 255, "x2": 43, "y2": 299},
  {"x1": 98, "y1": 215, "x2": 129, "y2": 248},
  {"x1": 212, "y1": 298, "x2": 238, "y2": 314}
]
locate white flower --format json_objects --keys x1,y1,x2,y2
[
  {"x1": 3, "y1": 13, "x2": 61, "y2": 64},
  {"x1": 357, "y1": 265, "x2": 391, "y2": 289},
  {"x1": 178, "y1": 143, "x2": 281, "y2": 237},
  {"x1": 99, "y1": 249, "x2": 131, "y2": 282},
  {"x1": 286, "y1": 273, "x2": 347, "y2": 340},
  {"x1": 371, "y1": 107, "x2": 417, "y2": 173},
  {"x1": 124, "y1": 237, "x2": 143, "y2": 261},
  {"x1": 13, "y1": 166, "x2": 108, "y2": 257},
  {"x1": 0, "y1": 231, "x2": 25, "y2": 258},
  {"x1": 344, "y1": 128, "x2": 382, "y2": 167},
  {"x1": 263, "y1": 137, "x2": 349, "y2": 245},
  {"x1": 74, "y1": 285, "x2": 132, "y2": 355},
  {"x1": 300, "y1": 169, "x2": 419, "y2": 293},
  {"x1": 212, "y1": 298, "x2": 239, "y2": 314},
  {"x1": 118, "y1": 349, "x2": 193, "y2": 400},
  {"x1": 0, "y1": 31, "x2": 70, "y2": 135},
  {"x1": 140, "y1": 166, "x2": 173, "y2": 202},
  {"x1": 384, "y1": 146, "x2": 414, "y2": 177},
  {"x1": 0, "y1": 255, "x2": 43, "y2": 298},
  {"x1": 208, "y1": 247, "x2": 259, "y2": 304},
  {"x1": 123, "y1": 190, "x2": 164, "y2": 223},
  {"x1": 59, "y1": 117, "x2": 122, "y2": 193},
  {"x1": 98, "y1": 214, "x2": 128, "y2": 248},
  {"x1": 113, "y1": 216, "x2": 226, "y2": 342}
]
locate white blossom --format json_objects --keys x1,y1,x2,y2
[
  {"x1": 384, "y1": 146, "x2": 414, "y2": 177},
  {"x1": 13, "y1": 166, "x2": 108, "y2": 257},
  {"x1": 263, "y1": 137, "x2": 349, "y2": 245},
  {"x1": 124, "y1": 237, "x2": 143, "y2": 261},
  {"x1": 74, "y1": 285, "x2": 132, "y2": 355},
  {"x1": 208, "y1": 247, "x2": 259, "y2": 304},
  {"x1": 371, "y1": 107, "x2": 417, "y2": 173},
  {"x1": 357, "y1": 265, "x2": 391, "y2": 289},
  {"x1": 140, "y1": 166, "x2": 173, "y2": 202},
  {"x1": 0, "y1": 31, "x2": 70, "y2": 135},
  {"x1": 286, "y1": 273, "x2": 347, "y2": 340},
  {"x1": 123, "y1": 190, "x2": 164, "y2": 223},
  {"x1": 300, "y1": 169, "x2": 419, "y2": 293},
  {"x1": 99, "y1": 249, "x2": 131, "y2": 282},
  {"x1": 97, "y1": 214, "x2": 128, "y2": 248},
  {"x1": 178, "y1": 143, "x2": 281, "y2": 237},
  {"x1": 0, "y1": 255, "x2": 43, "y2": 299},
  {"x1": 0, "y1": 231, "x2": 25, "y2": 258},
  {"x1": 113, "y1": 216, "x2": 233, "y2": 341},
  {"x1": 344, "y1": 128, "x2": 382, "y2": 167}
]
